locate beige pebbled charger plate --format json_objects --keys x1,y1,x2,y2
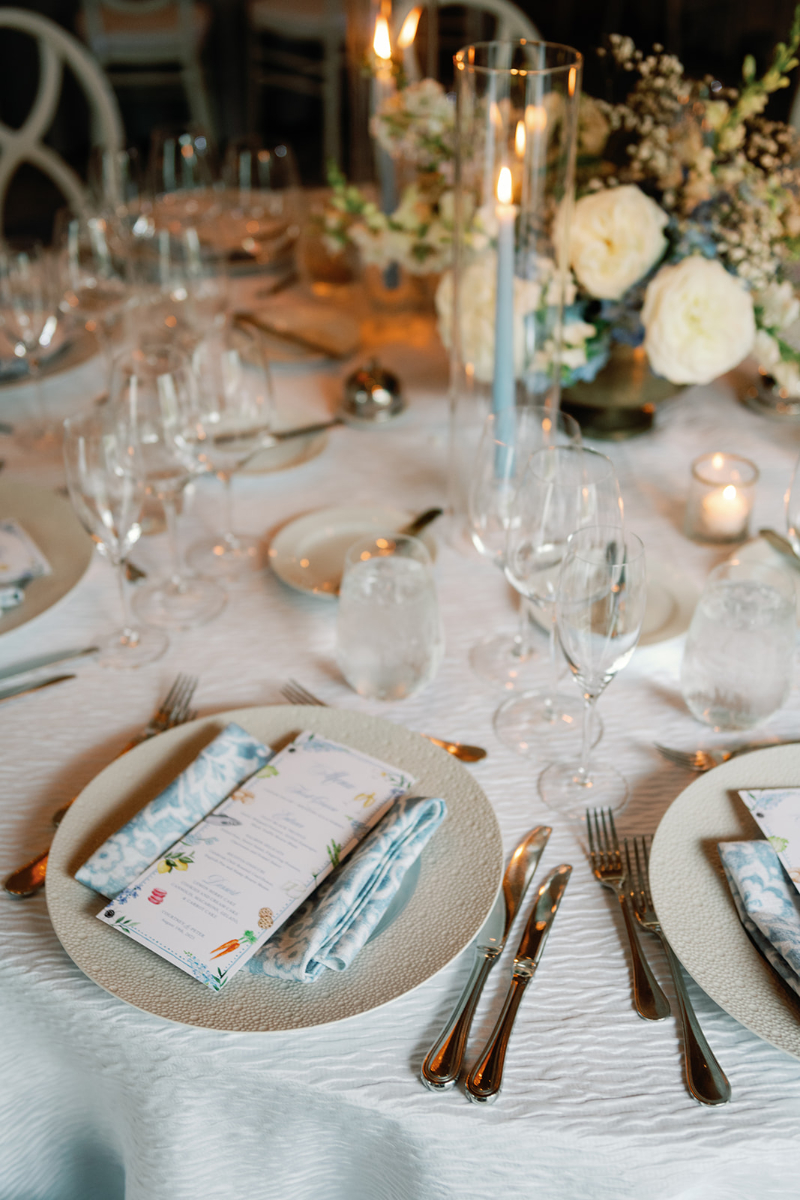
[
  {"x1": 47, "y1": 706, "x2": 503, "y2": 1032},
  {"x1": 649, "y1": 743, "x2": 800, "y2": 1060}
]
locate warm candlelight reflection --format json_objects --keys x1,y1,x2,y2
[
  {"x1": 496, "y1": 166, "x2": 513, "y2": 205},
  {"x1": 373, "y1": 14, "x2": 392, "y2": 60},
  {"x1": 397, "y1": 7, "x2": 421, "y2": 48},
  {"x1": 514, "y1": 120, "x2": 526, "y2": 158},
  {"x1": 525, "y1": 104, "x2": 547, "y2": 133}
]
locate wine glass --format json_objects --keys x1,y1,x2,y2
[
  {"x1": 218, "y1": 137, "x2": 302, "y2": 280},
  {"x1": 467, "y1": 406, "x2": 581, "y2": 689},
  {"x1": 110, "y1": 345, "x2": 227, "y2": 629},
  {"x1": 496, "y1": 446, "x2": 623, "y2": 756},
  {"x1": 63, "y1": 408, "x2": 169, "y2": 668},
  {"x1": 128, "y1": 223, "x2": 228, "y2": 348},
  {"x1": 786, "y1": 452, "x2": 800, "y2": 554},
  {"x1": 183, "y1": 322, "x2": 275, "y2": 580},
  {"x1": 538, "y1": 526, "x2": 647, "y2": 815},
  {"x1": 0, "y1": 244, "x2": 63, "y2": 454},
  {"x1": 55, "y1": 211, "x2": 130, "y2": 375}
]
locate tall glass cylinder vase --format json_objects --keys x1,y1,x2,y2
[{"x1": 443, "y1": 41, "x2": 582, "y2": 550}]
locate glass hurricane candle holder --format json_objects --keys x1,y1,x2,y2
[{"x1": 685, "y1": 452, "x2": 758, "y2": 544}]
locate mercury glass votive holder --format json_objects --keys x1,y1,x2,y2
[{"x1": 685, "y1": 452, "x2": 759, "y2": 543}]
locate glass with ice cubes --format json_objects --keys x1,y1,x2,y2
[
  {"x1": 680, "y1": 560, "x2": 796, "y2": 729},
  {"x1": 336, "y1": 534, "x2": 444, "y2": 700}
]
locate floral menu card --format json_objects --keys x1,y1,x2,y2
[
  {"x1": 97, "y1": 732, "x2": 416, "y2": 991},
  {"x1": 738, "y1": 788, "x2": 800, "y2": 893}
]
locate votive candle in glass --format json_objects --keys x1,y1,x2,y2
[{"x1": 685, "y1": 452, "x2": 758, "y2": 543}]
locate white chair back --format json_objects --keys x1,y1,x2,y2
[
  {"x1": 0, "y1": 8, "x2": 124, "y2": 231},
  {"x1": 392, "y1": 0, "x2": 540, "y2": 81}
]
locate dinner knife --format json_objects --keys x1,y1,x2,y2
[
  {"x1": 398, "y1": 508, "x2": 443, "y2": 539},
  {"x1": 0, "y1": 645, "x2": 98, "y2": 684},
  {"x1": 0, "y1": 672, "x2": 75, "y2": 705},
  {"x1": 465, "y1": 863, "x2": 572, "y2": 1104},
  {"x1": 759, "y1": 528, "x2": 800, "y2": 572},
  {"x1": 420, "y1": 825, "x2": 551, "y2": 1092}
]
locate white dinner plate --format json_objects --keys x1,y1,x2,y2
[
  {"x1": 649, "y1": 743, "x2": 800, "y2": 1060},
  {"x1": 269, "y1": 506, "x2": 438, "y2": 598},
  {"x1": 0, "y1": 479, "x2": 94, "y2": 636},
  {"x1": 239, "y1": 428, "x2": 329, "y2": 475},
  {"x1": 638, "y1": 562, "x2": 700, "y2": 646},
  {"x1": 731, "y1": 536, "x2": 800, "y2": 625},
  {"x1": 0, "y1": 327, "x2": 98, "y2": 388},
  {"x1": 46, "y1": 705, "x2": 503, "y2": 1032}
]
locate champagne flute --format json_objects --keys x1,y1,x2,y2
[
  {"x1": 63, "y1": 408, "x2": 169, "y2": 668},
  {"x1": 538, "y1": 526, "x2": 647, "y2": 814},
  {"x1": 467, "y1": 406, "x2": 581, "y2": 688},
  {"x1": 496, "y1": 445, "x2": 622, "y2": 755},
  {"x1": 184, "y1": 322, "x2": 275, "y2": 580},
  {"x1": 110, "y1": 345, "x2": 227, "y2": 629}
]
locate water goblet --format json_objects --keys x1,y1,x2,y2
[
  {"x1": 110, "y1": 346, "x2": 227, "y2": 629},
  {"x1": 496, "y1": 446, "x2": 622, "y2": 756},
  {"x1": 467, "y1": 406, "x2": 581, "y2": 689},
  {"x1": 538, "y1": 526, "x2": 647, "y2": 815},
  {"x1": 63, "y1": 408, "x2": 169, "y2": 668}
]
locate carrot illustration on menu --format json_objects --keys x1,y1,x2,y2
[{"x1": 210, "y1": 930, "x2": 258, "y2": 959}]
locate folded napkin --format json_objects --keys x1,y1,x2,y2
[
  {"x1": 0, "y1": 518, "x2": 51, "y2": 586},
  {"x1": 0, "y1": 586, "x2": 24, "y2": 612},
  {"x1": 76, "y1": 722, "x2": 272, "y2": 898},
  {"x1": 719, "y1": 840, "x2": 800, "y2": 999},
  {"x1": 248, "y1": 794, "x2": 446, "y2": 983}
]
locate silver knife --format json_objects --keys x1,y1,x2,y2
[
  {"x1": 0, "y1": 646, "x2": 98, "y2": 683},
  {"x1": 420, "y1": 825, "x2": 551, "y2": 1092},
  {"x1": 465, "y1": 863, "x2": 572, "y2": 1104},
  {"x1": 759, "y1": 528, "x2": 800, "y2": 572},
  {"x1": 0, "y1": 673, "x2": 76, "y2": 704}
]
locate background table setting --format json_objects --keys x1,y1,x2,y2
[{"x1": 8, "y1": 9, "x2": 800, "y2": 1200}]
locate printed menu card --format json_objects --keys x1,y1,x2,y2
[
  {"x1": 738, "y1": 788, "x2": 800, "y2": 893},
  {"x1": 98, "y1": 732, "x2": 416, "y2": 991}
]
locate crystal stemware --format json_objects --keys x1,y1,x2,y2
[
  {"x1": 218, "y1": 137, "x2": 302, "y2": 280},
  {"x1": 110, "y1": 346, "x2": 227, "y2": 629},
  {"x1": 184, "y1": 322, "x2": 275, "y2": 580},
  {"x1": 495, "y1": 445, "x2": 622, "y2": 756},
  {"x1": 63, "y1": 408, "x2": 169, "y2": 668},
  {"x1": 55, "y1": 211, "x2": 130, "y2": 377},
  {"x1": 538, "y1": 526, "x2": 647, "y2": 815},
  {"x1": 467, "y1": 406, "x2": 581, "y2": 689}
]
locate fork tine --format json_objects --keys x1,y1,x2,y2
[
  {"x1": 606, "y1": 808, "x2": 620, "y2": 855},
  {"x1": 654, "y1": 743, "x2": 693, "y2": 767},
  {"x1": 284, "y1": 679, "x2": 326, "y2": 706},
  {"x1": 155, "y1": 674, "x2": 183, "y2": 722},
  {"x1": 639, "y1": 836, "x2": 655, "y2": 910},
  {"x1": 586, "y1": 808, "x2": 597, "y2": 859},
  {"x1": 281, "y1": 683, "x2": 307, "y2": 706},
  {"x1": 168, "y1": 677, "x2": 198, "y2": 727}
]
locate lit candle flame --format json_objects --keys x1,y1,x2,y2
[
  {"x1": 397, "y1": 6, "x2": 421, "y2": 48},
  {"x1": 496, "y1": 166, "x2": 512, "y2": 205},
  {"x1": 723, "y1": 484, "x2": 737, "y2": 501},
  {"x1": 514, "y1": 120, "x2": 526, "y2": 157},
  {"x1": 712, "y1": 453, "x2": 724, "y2": 469},
  {"x1": 373, "y1": 14, "x2": 392, "y2": 60}
]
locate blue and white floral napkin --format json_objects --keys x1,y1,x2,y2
[
  {"x1": 718, "y1": 840, "x2": 800, "y2": 999},
  {"x1": 0, "y1": 518, "x2": 52, "y2": 587},
  {"x1": 248, "y1": 794, "x2": 446, "y2": 983},
  {"x1": 76, "y1": 722, "x2": 273, "y2": 898}
]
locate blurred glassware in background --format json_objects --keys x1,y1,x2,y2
[
  {"x1": 147, "y1": 126, "x2": 219, "y2": 230},
  {"x1": 786, "y1": 451, "x2": 800, "y2": 556},
  {"x1": 88, "y1": 146, "x2": 145, "y2": 222},
  {"x1": 128, "y1": 223, "x2": 228, "y2": 347},
  {"x1": 336, "y1": 534, "x2": 444, "y2": 700},
  {"x1": 63, "y1": 406, "x2": 168, "y2": 669},
  {"x1": 467, "y1": 406, "x2": 580, "y2": 689},
  {"x1": 681, "y1": 559, "x2": 795, "y2": 731},
  {"x1": 496, "y1": 445, "x2": 622, "y2": 757},
  {"x1": 54, "y1": 210, "x2": 130, "y2": 377},
  {"x1": 217, "y1": 137, "x2": 302, "y2": 284},
  {"x1": 110, "y1": 345, "x2": 226, "y2": 630},
  {"x1": 182, "y1": 321, "x2": 275, "y2": 580}
]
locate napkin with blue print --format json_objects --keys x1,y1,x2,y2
[
  {"x1": 718, "y1": 840, "x2": 800, "y2": 999},
  {"x1": 0, "y1": 518, "x2": 51, "y2": 586},
  {"x1": 76, "y1": 722, "x2": 273, "y2": 898},
  {"x1": 248, "y1": 794, "x2": 446, "y2": 983}
]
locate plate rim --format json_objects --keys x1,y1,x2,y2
[{"x1": 46, "y1": 704, "x2": 503, "y2": 1033}]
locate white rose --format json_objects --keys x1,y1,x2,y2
[
  {"x1": 566, "y1": 185, "x2": 668, "y2": 300},
  {"x1": 642, "y1": 257, "x2": 755, "y2": 385}
]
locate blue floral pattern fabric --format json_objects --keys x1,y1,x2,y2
[
  {"x1": 76, "y1": 723, "x2": 272, "y2": 899},
  {"x1": 718, "y1": 840, "x2": 800, "y2": 998},
  {"x1": 249, "y1": 795, "x2": 446, "y2": 983}
]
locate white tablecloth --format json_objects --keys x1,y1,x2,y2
[{"x1": 3, "y1": 305, "x2": 800, "y2": 1200}]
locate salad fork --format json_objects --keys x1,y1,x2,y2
[
  {"x1": 586, "y1": 807, "x2": 670, "y2": 1022},
  {"x1": 654, "y1": 741, "x2": 799, "y2": 772},
  {"x1": 624, "y1": 836, "x2": 731, "y2": 1106}
]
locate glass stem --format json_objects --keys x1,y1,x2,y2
[
  {"x1": 115, "y1": 558, "x2": 140, "y2": 647},
  {"x1": 546, "y1": 604, "x2": 559, "y2": 710},
  {"x1": 163, "y1": 493, "x2": 184, "y2": 589},
  {"x1": 513, "y1": 597, "x2": 535, "y2": 659},
  {"x1": 578, "y1": 694, "x2": 596, "y2": 784},
  {"x1": 220, "y1": 471, "x2": 236, "y2": 548}
]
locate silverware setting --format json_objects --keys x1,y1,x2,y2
[
  {"x1": 0, "y1": 672, "x2": 76, "y2": 705},
  {"x1": 280, "y1": 678, "x2": 487, "y2": 763},
  {"x1": 624, "y1": 836, "x2": 731, "y2": 1106},
  {"x1": 4, "y1": 673, "x2": 199, "y2": 898},
  {"x1": 587, "y1": 807, "x2": 670, "y2": 1022},
  {"x1": 0, "y1": 644, "x2": 98, "y2": 684},
  {"x1": 654, "y1": 740, "x2": 800, "y2": 772},
  {"x1": 421, "y1": 825, "x2": 551, "y2": 1092}
]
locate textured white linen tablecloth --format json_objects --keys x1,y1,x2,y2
[{"x1": 3, "y1": 313, "x2": 800, "y2": 1200}]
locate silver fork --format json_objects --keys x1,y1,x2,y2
[
  {"x1": 280, "y1": 679, "x2": 488, "y2": 763},
  {"x1": 625, "y1": 836, "x2": 731, "y2": 1106},
  {"x1": 654, "y1": 740, "x2": 799, "y2": 772},
  {"x1": 586, "y1": 808, "x2": 670, "y2": 1022},
  {"x1": 4, "y1": 674, "x2": 200, "y2": 897}
]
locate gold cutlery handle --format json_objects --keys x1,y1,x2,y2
[
  {"x1": 4, "y1": 849, "x2": 48, "y2": 897},
  {"x1": 423, "y1": 735, "x2": 487, "y2": 762},
  {"x1": 464, "y1": 973, "x2": 530, "y2": 1103},
  {"x1": 421, "y1": 950, "x2": 498, "y2": 1091},
  {"x1": 617, "y1": 891, "x2": 671, "y2": 1021},
  {"x1": 660, "y1": 937, "x2": 731, "y2": 1105}
]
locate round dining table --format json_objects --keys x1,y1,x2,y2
[{"x1": 2, "y1": 282, "x2": 800, "y2": 1200}]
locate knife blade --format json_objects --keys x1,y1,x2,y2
[
  {"x1": 759, "y1": 528, "x2": 800, "y2": 572},
  {"x1": 465, "y1": 863, "x2": 572, "y2": 1104},
  {"x1": 0, "y1": 646, "x2": 98, "y2": 683},
  {"x1": 420, "y1": 825, "x2": 551, "y2": 1091},
  {"x1": 0, "y1": 673, "x2": 75, "y2": 704}
]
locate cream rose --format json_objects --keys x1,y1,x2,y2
[
  {"x1": 642, "y1": 256, "x2": 755, "y2": 385},
  {"x1": 566, "y1": 185, "x2": 668, "y2": 300}
]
